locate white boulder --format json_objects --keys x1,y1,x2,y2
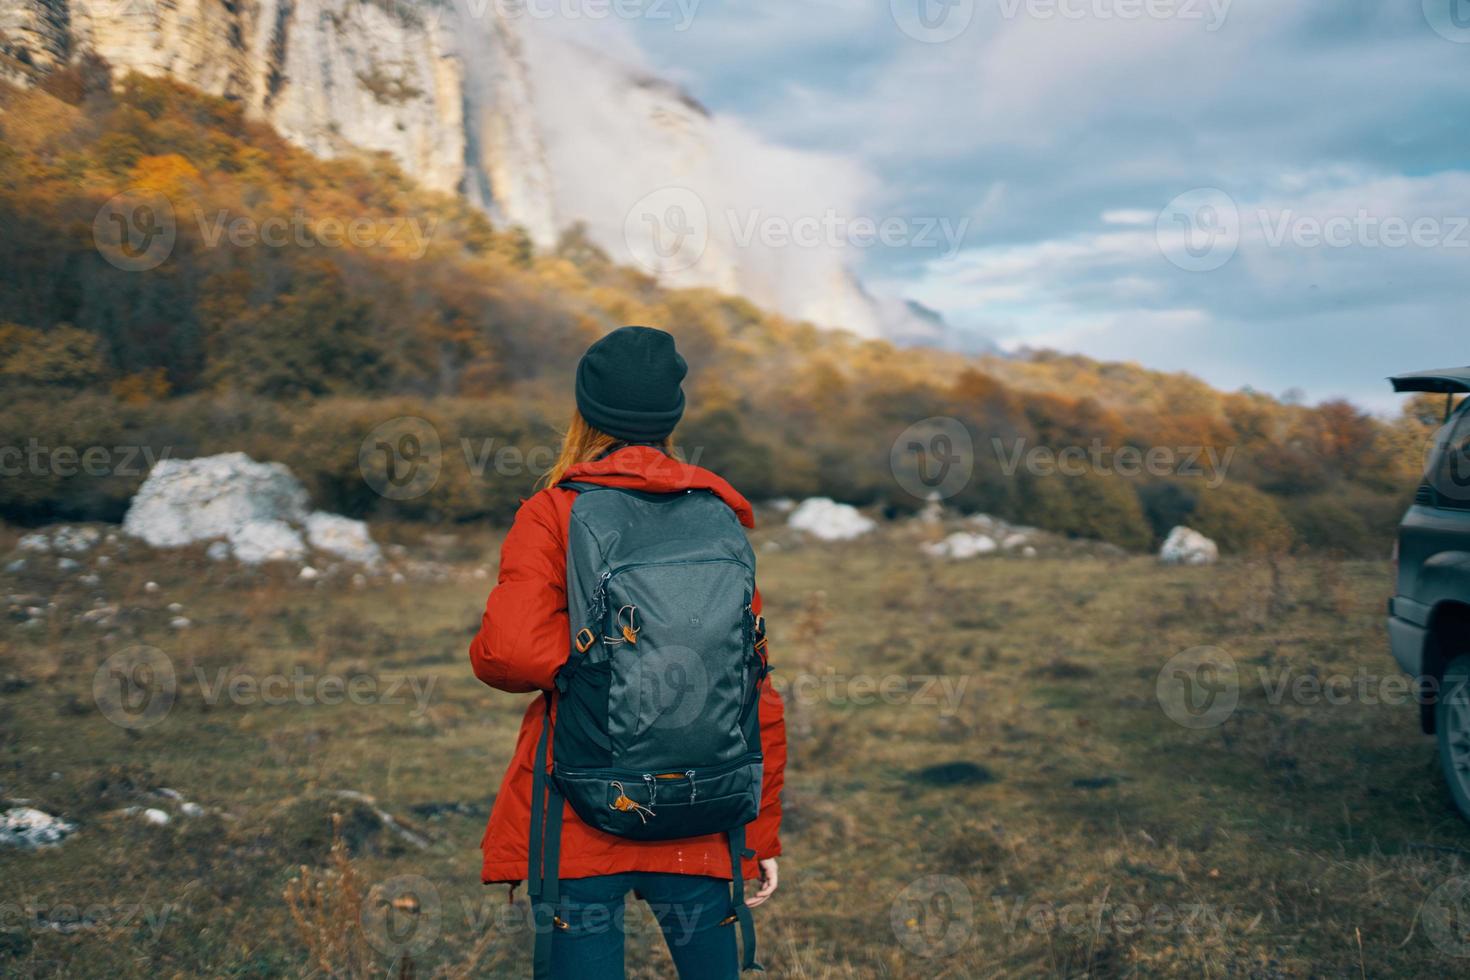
[
  {"x1": 922, "y1": 532, "x2": 997, "y2": 560},
  {"x1": 123, "y1": 453, "x2": 380, "y2": 566},
  {"x1": 305, "y1": 512, "x2": 382, "y2": 566},
  {"x1": 1160, "y1": 526, "x2": 1219, "y2": 566},
  {"x1": 787, "y1": 498, "x2": 877, "y2": 542},
  {"x1": 124, "y1": 452, "x2": 309, "y2": 549},
  {"x1": 228, "y1": 519, "x2": 306, "y2": 565},
  {"x1": 1, "y1": 807, "x2": 77, "y2": 849}
]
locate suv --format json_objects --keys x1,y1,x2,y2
[{"x1": 1388, "y1": 366, "x2": 1470, "y2": 820}]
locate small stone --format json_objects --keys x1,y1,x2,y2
[
  {"x1": 167, "y1": 602, "x2": 184, "y2": 613},
  {"x1": 56, "y1": 557, "x2": 81, "y2": 572},
  {"x1": 141, "y1": 808, "x2": 170, "y2": 826},
  {"x1": 180, "y1": 802, "x2": 205, "y2": 818},
  {"x1": 144, "y1": 581, "x2": 160, "y2": 593},
  {"x1": 352, "y1": 573, "x2": 367, "y2": 589},
  {"x1": 169, "y1": 617, "x2": 192, "y2": 630},
  {"x1": 206, "y1": 541, "x2": 231, "y2": 562},
  {"x1": 5, "y1": 559, "x2": 25, "y2": 573},
  {"x1": 390, "y1": 572, "x2": 406, "y2": 585},
  {"x1": 299, "y1": 566, "x2": 320, "y2": 581},
  {"x1": 1021, "y1": 546, "x2": 1037, "y2": 558}
]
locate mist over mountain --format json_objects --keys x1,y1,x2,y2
[{"x1": 0, "y1": 0, "x2": 956, "y2": 343}]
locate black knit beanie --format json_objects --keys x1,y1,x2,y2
[{"x1": 575, "y1": 326, "x2": 687, "y2": 442}]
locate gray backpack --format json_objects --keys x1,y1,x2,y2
[{"x1": 526, "y1": 481, "x2": 768, "y2": 975}]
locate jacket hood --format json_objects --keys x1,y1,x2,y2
[{"x1": 562, "y1": 446, "x2": 755, "y2": 528}]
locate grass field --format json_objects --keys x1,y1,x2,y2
[{"x1": 2, "y1": 517, "x2": 1468, "y2": 978}]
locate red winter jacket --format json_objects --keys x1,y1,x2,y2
[{"x1": 469, "y1": 445, "x2": 786, "y2": 886}]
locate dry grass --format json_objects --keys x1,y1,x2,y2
[{"x1": 1, "y1": 521, "x2": 1466, "y2": 977}]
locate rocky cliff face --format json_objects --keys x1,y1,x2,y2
[{"x1": 0, "y1": 0, "x2": 897, "y2": 338}]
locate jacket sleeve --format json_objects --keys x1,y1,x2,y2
[
  {"x1": 468, "y1": 491, "x2": 569, "y2": 693},
  {"x1": 744, "y1": 585, "x2": 785, "y2": 873}
]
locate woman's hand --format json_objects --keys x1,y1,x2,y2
[{"x1": 746, "y1": 858, "x2": 779, "y2": 908}]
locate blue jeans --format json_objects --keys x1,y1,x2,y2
[{"x1": 549, "y1": 872, "x2": 738, "y2": 980}]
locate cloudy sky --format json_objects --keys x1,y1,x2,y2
[{"x1": 603, "y1": 0, "x2": 1470, "y2": 411}]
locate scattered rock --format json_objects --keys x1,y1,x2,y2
[
  {"x1": 0, "y1": 807, "x2": 77, "y2": 849},
  {"x1": 144, "y1": 581, "x2": 160, "y2": 593},
  {"x1": 5, "y1": 559, "x2": 25, "y2": 573},
  {"x1": 56, "y1": 557, "x2": 81, "y2": 572},
  {"x1": 169, "y1": 617, "x2": 192, "y2": 630},
  {"x1": 1021, "y1": 546, "x2": 1037, "y2": 558},
  {"x1": 305, "y1": 512, "x2": 382, "y2": 566},
  {"x1": 299, "y1": 566, "x2": 320, "y2": 581},
  {"x1": 922, "y1": 532, "x2": 997, "y2": 560},
  {"x1": 1001, "y1": 533, "x2": 1028, "y2": 550},
  {"x1": 1159, "y1": 526, "x2": 1218, "y2": 566},
  {"x1": 206, "y1": 540, "x2": 232, "y2": 562},
  {"x1": 787, "y1": 497, "x2": 877, "y2": 541}
]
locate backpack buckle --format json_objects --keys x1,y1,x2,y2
[{"x1": 574, "y1": 628, "x2": 596, "y2": 653}]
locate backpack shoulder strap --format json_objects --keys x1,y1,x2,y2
[
  {"x1": 528, "y1": 693, "x2": 564, "y2": 978},
  {"x1": 727, "y1": 825, "x2": 762, "y2": 971}
]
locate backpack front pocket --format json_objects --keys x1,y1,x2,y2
[{"x1": 554, "y1": 754, "x2": 761, "y2": 842}]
